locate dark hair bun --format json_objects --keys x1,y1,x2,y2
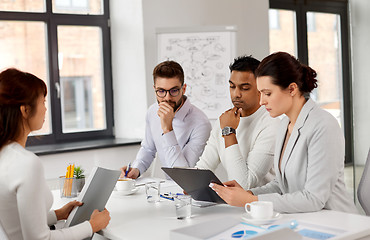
[{"x1": 301, "y1": 65, "x2": 318, "y2": 93}]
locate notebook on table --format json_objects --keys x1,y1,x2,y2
[{"x1": 161, "y1": 167, "x2": 225, "y2": 204}]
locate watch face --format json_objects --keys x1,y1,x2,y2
[{"x1": 222, "y1": 127, "x2": 235, "y2": 136}]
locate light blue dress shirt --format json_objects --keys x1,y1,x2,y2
[{"x1": 132, "y1": 97, "x2": 212, "y2": 175}]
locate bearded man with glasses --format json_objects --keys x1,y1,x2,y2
[{"x1": 121, "y1": 61, "x2": 212, "y2": 179}]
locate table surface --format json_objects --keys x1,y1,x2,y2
[{"x1": 53, "y1": 178, "x2": 370, "y2": 240}]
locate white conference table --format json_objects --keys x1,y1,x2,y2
[{"x1": 53, "y1": 178, "x2": 370, "y2": 240}]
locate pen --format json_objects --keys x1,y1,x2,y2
[
  {"x1": 125, "y1": 162, "x2": 131, "y2": 177},
  {"x1": 267, "y1": 220, "x2": 299, "y2": 230},
  {"x1": 160, "y1": 194, "x2": 174, "y2": 201},
  {"x1": 169, "y1": 192, "x2": 184, "y2": 196}
]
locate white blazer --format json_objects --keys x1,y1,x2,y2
[{"x1": 250, "y1": 98, "x2": 357, "y2": 213}]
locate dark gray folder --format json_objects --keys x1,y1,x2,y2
[
  {"x1": 161, "y1": 167, "x2": 226, "y2": 204},
  {"x1": 64, "y1": 167, "x2": 121, "y2": 228}
]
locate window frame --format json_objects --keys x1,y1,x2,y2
[
  {"x1": 0, "y1": 0, "x2": 114, "y2": 146},
  {"x1": 269, "y1": 0, "x2": 353, "y2": 165}
]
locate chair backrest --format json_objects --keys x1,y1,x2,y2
[
  {"x1": 0, "y1": 221, "x2": 9, "y2": 240},
  {"x1": 357, "y1": 148, "x2": 370, "y2": 215}
]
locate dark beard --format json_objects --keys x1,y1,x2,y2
[
  {"x1": 158, "y1": 96, "x2": 184, "y2": 112},
  {"x1": 173, "y1": 96, "x2": 184, "y2": 112}
]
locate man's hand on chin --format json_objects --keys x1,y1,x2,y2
[{"x1": 158, "y1": 102, "x2": 175, "y2": 134}]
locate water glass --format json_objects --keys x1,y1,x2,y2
[
  {"x1": 145, "y1": 181, "x2": 160, "y2": 203},
  {"x1": 175, "y1": 195, "x2": 192, "y2": 219}
]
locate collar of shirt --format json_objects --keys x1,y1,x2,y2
[
  {"x1": 174, "y1": 96, "x2": 192, "y2": 122},
  {"x1": 239, "y1": 105, "x2": 266, "y2": 124}
]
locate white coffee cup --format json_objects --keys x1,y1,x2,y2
[
  {"x1": 245, "y1": 201, "x2": 273, "y2": 219},
  {"x1": 116, "y1": 178, "x2": 135, "y2": 191}
]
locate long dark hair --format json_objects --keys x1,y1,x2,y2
[
  {"x1": 256, "y1": 52, "x2": 318, "y2": 94},
  {"x1": 0, "y1": 68, "x2": 47, "y2": 149}
]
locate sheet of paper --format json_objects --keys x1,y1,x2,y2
[
  {"x1": 207, "y1": 222, "x2": 266, "y2": 240},
  {"x1": 207, "y1": 220, "x2": 346, "y2": 240},
  {"x1": 297, "y1": 221, "x2": 346, "y2": 240}
]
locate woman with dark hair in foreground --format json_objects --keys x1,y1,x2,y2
[{"x1": 0, "y1": 68, "x2": 110, "y2": 239}]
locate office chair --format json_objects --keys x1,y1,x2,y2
[
  {"x1": 0, "y1": 221, "x2": 9, "y2": 240},
  {"x1": 357, "y1": 148, "x2": 370, "y2": 216}
]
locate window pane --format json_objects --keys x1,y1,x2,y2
[
  {"x1": 53, "y1": 0, "x2": 103, "y2": 15},
  {"x1": 307, "y1": 12, "x2": 343, "y2": 128},
  {"x1": 57, "y1": 26, "x2": 106, "y2": 133},
  {"x1": 0, "y1": 0, "x2": 45, "y2": 12},
  {"x1": 0, "y1": 21, "x2": 51, "y2": 135},
  {"x1": 269, "y1": 9, "x2": 297, "y2": 56}
]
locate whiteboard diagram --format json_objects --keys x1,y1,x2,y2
[{"x1": 157, "y1": 27, "x2": 236, "y2": 119}]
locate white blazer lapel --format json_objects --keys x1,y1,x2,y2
[
  {"x1": 280, "y1": 98, "x2": 316, "y2": 182},
  {"x1": 274, "y1": 118, "x2": 289, "y2": 186},
  {"x1": 280, "y1": 125, "x2": 300, "y2": 182}
]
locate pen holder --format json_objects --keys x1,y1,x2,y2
[{"x1": 59, "y1": 176, "x2": 78, "y2": 198}]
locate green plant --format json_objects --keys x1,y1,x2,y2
[{"x1": 74, "y1": 166, "x2": 85, "y2": 179}]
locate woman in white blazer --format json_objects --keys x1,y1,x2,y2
[
  {"x1": 0, "y1": 68, "x2": 111, "y2": 239},
  {"x1": 210, "y1": 52, "x2": 357, "y2": 213}
]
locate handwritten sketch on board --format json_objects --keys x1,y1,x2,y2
[{"x1": 157, "y1": 27, "x2": 236, "y2": 119}]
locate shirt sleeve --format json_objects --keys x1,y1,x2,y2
[
  {"x1": 256, "y1": 118, "x2": 345, "y2": 213},
  {"x1": 196, "y1": 122, "x2": 221, "y2": 171},
  {"x1": 163, "y1": 120, "x2": 212, "y2": 168},
  {"x1": 47, "y1": 211, "x2": 57, "y2": 226},
  {"x1": 249, "y1": 179, "x2": 282, "y2": 195},
  {"x1": 17, "y1": 155, "x2": 92, "y2": 240},
  {"x1": 224, "y1": 118, "x2": 279, "y2": 189},
  {"x1": 131, "y1": 111, "x2": 157, "y2": 174}
]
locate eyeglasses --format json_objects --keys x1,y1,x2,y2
[{"x1": 155, "y1": 86, "x2": 182, "y2": 98}]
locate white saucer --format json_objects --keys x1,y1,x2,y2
[
  {"x1": 114, "y1": 187, "x2": 138, "y2": 196},
  {"x1": 241, "y1": 212, "x2": 282, "y2": 225}
]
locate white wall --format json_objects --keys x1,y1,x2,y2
[
  {"x1": 40, "y1": 146, "x2": 140, "y2": 180},
  {"x1": 110, "y1": 0, "x2": 147, "y2": 139},
  {"x1": 39, "y1": 145, "x2": 141, "y2": 189},
  {"x1": 350, "y1": 0, "x2": 370, "y2": 165},
  {"x1": 141, "y1": 0, "x2": 270, "y2": 105}
]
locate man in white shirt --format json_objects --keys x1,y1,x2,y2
[
  {"x1": 121, "y1": 61, "x2": 212, "y2": 178},
  {"x1": 196, "y1": 55, "x2": 280, "y2": 189}
]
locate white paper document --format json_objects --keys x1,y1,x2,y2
[
  {"x1": 171, "y1": 217, "x2": 346, "y2": 240},
  {"x1": 207, "y1": 220, "x2": 345, "y2": 240}
]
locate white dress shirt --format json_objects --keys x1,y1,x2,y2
[
  {"x1": 196, "y1": 106, "x2": 280, "y2": 189},
  {"x1": 132, "y1": 97, "x2": 212, "y2": 175},
  {"x1": 0, "y1": 143, "x2": 92, "y2": 240}
]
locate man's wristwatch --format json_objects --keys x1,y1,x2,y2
[{"x1": 222, "y1": 126, "x2": 236, "y2": 136}]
